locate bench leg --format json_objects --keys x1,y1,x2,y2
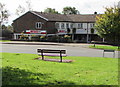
[
  {"x1": 41, "y1": 50, "x2": 44, "y2": 60},
  {"x1": 42, "y1": 55, "x2": 44, "y2": 60},
  {"x1": 60, "y1": 51, "x2": 62, "y2": 62},
  {"x1": 60, "y1": 56, "x2": 62, "y2": 62}
]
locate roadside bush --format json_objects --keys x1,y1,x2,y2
[
  {"x1": 40, "y1": 35, "x2": 47, "y2": 41},
  {"x1": 31, "y1": 35, "x2": 39, "y2": 41},
  {"x1": 44, "y1": 35, "x2": 72, "y2": 43},
  {"x1": 47, "y1": 35, "x2": 58, "y2": 42},
  {"x1": 20, "y1": 35, "x2": 29, "y2": 40},
  {"x1": 0, "y1": 29, "x2": 13, "y2": 39},
  {"x1": 63, "y1": 35, "x2": 72, "y2": 43}
]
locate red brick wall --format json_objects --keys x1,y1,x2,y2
[{"x1": 13, "y1": 12, "x2": 56, "y2": 34}]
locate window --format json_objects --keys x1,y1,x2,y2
[
  {"x1": 55, "y1": 23, "x2": 60, "y2": 29},
  {"x1": 78, "y1": 23, "x2": 83, "y2": 28},
  {"x1": 61, "y1": 23, "x2": 65, "y2": 29},
  {"x1": 66, "y1": 23, "x2": 69, "y2": 28},
  {"x1": 70, "y1": 23, "x2": 73, "y2": 29},
  {"x1": 36, "y1": 22, "x2": 42, "y2": 29},
  {"x1": 90, "y1": 23, "x2": 94, "y2": 28}
]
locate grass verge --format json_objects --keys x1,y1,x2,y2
[
  {"x1": 89, "y1": 45, "x2": 120, "y2": 51},
  {"x1": 1, "y1": 52, "x2": 118, "y2": 86},
  {"x1": 0, "y1": 40, "x2": 11, "y2": 42}
]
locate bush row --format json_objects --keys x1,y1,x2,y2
[{"x1": 19, "y1": 35, "x2": 72, "y2": 43}]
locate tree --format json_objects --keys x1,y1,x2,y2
[
  {"x1": 2, "y1": 29, "x2": 13, "y2": 37},
  {"x1": 0, "y1": 3, "x2": 9, "y2": 29},
  {"x1": 44, "y1": 8, "x2": 59, "y2": 14},
  {"x1": 62, "y1": 6, "x2": 80, "y2": 14},
  {"x1": 16, "y1": 5, "x2": 25, "y2": 16},
  {"x1": 2, "y1": 25, "x2": 7, "y2": 29},
  {"x1": 7, "y1": 25, "x2": 13, "y2": 32},
  {"x1": 16, "y1": 0, "x2": 33, "y2": 16},
  {"x1": 26, "y1": 0, "x2": 33, "y2": 11},
  {"x1": 95, "y1": 6, "x2": 120, "y2": 47},
  {"x1": 90, "y1": 28, "x2": 95, "y2": 41},
  {"x1": 67, "y1": 28, "x2": 70, "y2": 34},
  {"x1": 0, "y1": 24, "x2": 13, "y2": 39}
]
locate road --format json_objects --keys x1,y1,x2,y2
[{"x1": 1, "y1": 42, "x2": 119, "y2": 58}]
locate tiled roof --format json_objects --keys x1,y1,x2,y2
[
  {"x1": 14, "y1": 11, "x2": 99, "y2": 22},
  {"x1": 32, "y1": 11, "x2": 72, "y2": 22},
  {"x1": 67, "y1": 14, "x2": 98, "y2": 22},
  {"x1": 31, "y1": 11, "x2": 99, "y2": 22}
]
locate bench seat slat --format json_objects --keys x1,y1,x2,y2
[
  {"x1": 37, "y1": 49, "x2": 66, "y2": 54},
  {"x1": 38, "y1": 53, "x2": 67, "y2": 57}
]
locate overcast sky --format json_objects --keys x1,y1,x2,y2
[{"x1": 1, "y1": 0, "x2": 119, "y2": 25}]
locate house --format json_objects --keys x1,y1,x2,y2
[{"x1": 12, "y1": 11, "x2": 102, "y2": 42}]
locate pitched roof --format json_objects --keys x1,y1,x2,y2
[
  {"x1": 31, "y1": 11, "x2": 72, "y2": 22},
  {"x1": 67, "y1": 14, "x2": 98, "y2": 22},
  {"x1": 32, "y1": 11, "x2": 98, "y2": 22},
  {"x1": 14, "y1": 11, "x2": 99, "y2": 22}
]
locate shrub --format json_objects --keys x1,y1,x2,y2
[{"x1": 1, "y1": 29, "x2": 13, "y2": 39}]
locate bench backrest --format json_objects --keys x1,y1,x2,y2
[
  {"x1": 104, "y1": 49, "x2": 115, "y2": 52},
  {"x1": 37, "y1": 49, "x2": 66, "y2": 54}
]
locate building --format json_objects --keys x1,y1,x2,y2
[{"x1": 13, "y1": 11, "x2": 101, "y2": 42}]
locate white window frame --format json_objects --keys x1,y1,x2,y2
[
  {"x1": 78, "y1": 23, "x2": 83, "y2": 29},
  {"x1": 36, "y1": 22, "x2": 42, "y2": 29},
  {"x1": 66, "y1": 23, "x2": 69, "y2": 29},
  {"x1": 55, "y1": 23, "x2": 60, "y2": 29},
  {"x1": 70, "y1": 23, "x2": 74, "y2": 29},
  {"x1": 90, "y1": 23, "x2": 95, "y2": 28},
  {"x1": 61, "y1": 23, "x2": 65, "y2": 29}
]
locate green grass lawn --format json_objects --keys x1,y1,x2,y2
[
  {"x1": 0, "y1": 40, "x2": 11, "y2": 42},
  {"x1": 89, "y1": 45, "x2": 120, "y2": 51},
  {"x1": 1, "y1": 52, "x2": 118, "y2": 86}
]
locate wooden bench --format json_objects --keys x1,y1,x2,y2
[
  {"x1": 103, "y1": 49, "x2": 115, "y2": 58},
  {"x1": 37, "y1": 49, "x2": 67, "y2": 62}
]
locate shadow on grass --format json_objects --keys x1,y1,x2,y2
[
  {"x1": 2, "y1": 66, "x2": 118, "y2": 87},
  {"x1": 2, "y1": 66, "x2": 76, "y2": 86}
]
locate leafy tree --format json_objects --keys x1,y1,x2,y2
[
  {"x1": 72, "y1": 28, "x2": 76, "y2": 34},
  {"x1": 26, "y1": 0, "x2": 33, "y2": 11},
  {"x1": 2, "y1": 25, "x2": 7, "y2": 29},
  {"x1": 44, "y1": 8, "x2": 59, "y2": 14},
  {"x1": 7, "y1": 25, "x2": 13, "y2": 32},
  {"x1": 62, "y1": 6, "x2": 79, "y2": 14},
  {"x1": 16, "y1": 0, "x2": 33, "y2": 16},
  {"x1": 91, "y1": 28, "x2": 95, "y2": 34},
  {"x1": 0, "y1": 25, "x2": 13, "y2": 38},
  {"x1": 2, "y1": 29, "x2": 13, "y2": 38},
  {"x1": 90, "y1": 28, "x2": 95, "y2": 42},
  {"x1": 67, "y1": 28, "x2": 70, "y2": 34},
  {"x1": 0, "y1": 3, "x2": 9, "y2": 29},
  {"x1": 16, "y1": 5, "x2": 25, "y2": 16},
  {"x1": 95, "y1": 6, "x2": 120, "y2": 46}
]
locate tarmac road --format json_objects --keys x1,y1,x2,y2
[{"x1": 1, "y1": 41, "x2": 119, "y2": 58}]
